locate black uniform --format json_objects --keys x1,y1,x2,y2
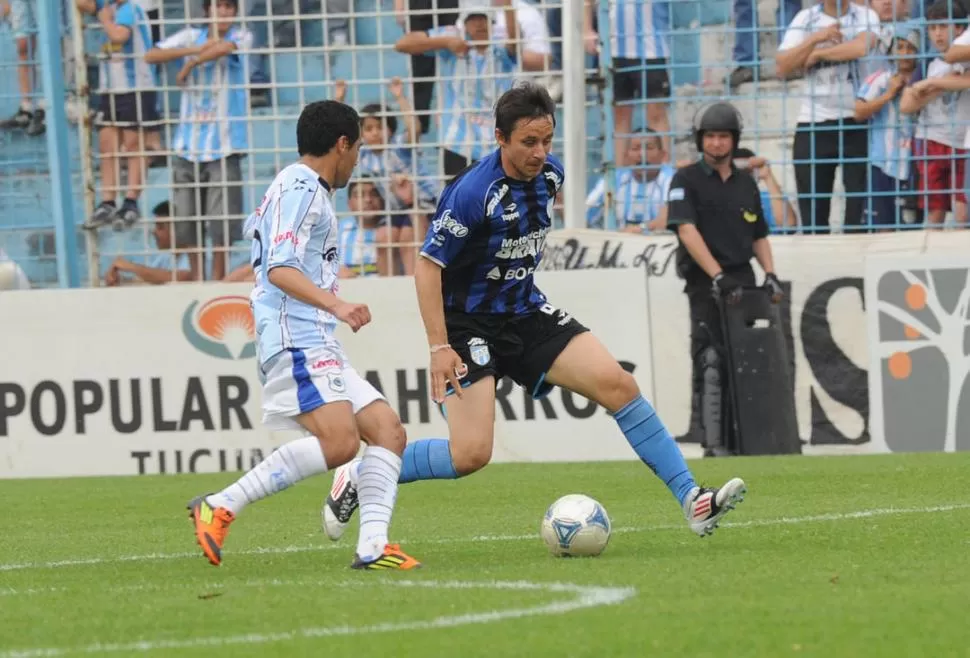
[{"x1": 667, "y1": 159, "x2": 769, "y2": 452}]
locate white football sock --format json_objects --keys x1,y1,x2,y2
[
  {"x1": 355, "y1": 445, "x2": 403, "y2": 561},
  {"x1": 207, "y1": 436, "x2": 328, "y2": 516}
]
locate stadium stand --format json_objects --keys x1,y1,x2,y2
[{"x1": 0, "y1": 0, "x2": 967, "y2": 287}]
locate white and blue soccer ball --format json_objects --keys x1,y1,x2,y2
[{"x1": 540, "y1": 494, "x2": 612, "y2": 557}]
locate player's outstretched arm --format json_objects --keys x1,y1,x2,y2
[
  {"x1": 268, "y1": 266, "x2": 371, "y2": 332},
  {"x1": 415, "y1": 257, "x2": 464, "y2": 402}
]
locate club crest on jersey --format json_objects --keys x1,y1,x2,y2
[{"x1": 468, "y1": 337, "x2": 490, "y2": 366}]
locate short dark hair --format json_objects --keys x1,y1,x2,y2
[
  {"x1": 494, "y1": 81, "x2": 557, "y2": 139},
  {"x1": 347, "y1": 176, "x2": 384, "y2": 202},
  {"x1": 927, "y1": 0, "x2": 967, "y2": 22},
  {"x1": 634, "y1": 127, "x2": 663, "y2": 148},
  {"x1": 152, "y1": 201, "x2": 171, "y2": 217},
  {"x1": 297, "y1": 100, "x2": 361, "y2": 157},
  {"x1": 203, "y1": 0, "x2": 238, "y2": 14},
  {"x1": 359, "y1": 103, "x2": 398, "y2": 136}
]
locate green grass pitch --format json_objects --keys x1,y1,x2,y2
[{"x1": 2, "y1": 453, "x2": 970, "y2": 657}]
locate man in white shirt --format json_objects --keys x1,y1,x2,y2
[{"x1": 776, "y1": 0, "x2": 889, "y2": 232}]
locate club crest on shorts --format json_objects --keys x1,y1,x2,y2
[
  {"x1": 327, "y1": 372, "x2": 346, "y2": 393},
  {"x1": 468, "y1": 337, "x2": 490, "y2": 366}
]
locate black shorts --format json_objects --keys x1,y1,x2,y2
[
  {"x1": 446, "y1": 304, "x2": 589, "y2": 398},
  {"x1": 613, "y1": 58, "x2": 671, "y2": 102},
  {"x1": 96, "y1": 91, "x2": 160, "y2": 127},
  {"x1": 377, "y1": 213, "x2": 413, "y2": 229}
]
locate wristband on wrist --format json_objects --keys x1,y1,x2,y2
[{"x1": 430, "y1": 344, "x2": 451, "y2": 353}]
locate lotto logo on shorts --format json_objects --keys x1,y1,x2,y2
[
  {"x1": 311, "y1": 359, "x2": 342, "y2": 371},
  {"x1": 182, "y1": 296, "x2": 256, "y2": 361},
  {"x1": 866, "y1": 258, "x2": 970, "y2": 453}
]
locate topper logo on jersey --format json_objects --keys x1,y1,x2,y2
[
  {"x1": 495, "y1": 228, "x2": 548, "y2": 260},
  {"x1": 487, "y1": 184, "x2": 509, "y2": 215},
  {"x1": 502, "y1": 203, "x2": 520, "y2": 223},
  {"x1": 433, "y1": 210, "x2": 469, "y2": 238},
  {"x1": 182, "y1": 296, "x2": 256, "y2": 360}
]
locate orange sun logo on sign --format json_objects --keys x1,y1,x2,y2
[{"x1": 182, "y1": 296, "x2": 256, "y2": 360}]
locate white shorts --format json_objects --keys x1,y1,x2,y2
[{"x1": 260, "y1": 346, "x2": 384, "y2": 431}]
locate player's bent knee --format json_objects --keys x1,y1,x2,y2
[
  {"x1": 316, "y1": 428, "x2": 359, "y2": 468},
  {"x1": 449, "y1": 435, "x2": 492, "y2": 476},
  {"x1": 600, "y1": 368, "x2": 641, "y2": 413},
  {"x1": 368, "y1": 418, "x2": 407, "y2": 456}
]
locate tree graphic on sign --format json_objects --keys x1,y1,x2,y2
[{"x1": 878, "y1": 269, "x2": 970, "y2": 453}]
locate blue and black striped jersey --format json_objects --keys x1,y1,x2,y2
[{"x1": 420, "y1": 149, "x2": 565, "y2": 315}]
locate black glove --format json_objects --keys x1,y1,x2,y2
[
  {"x1": 763, "y1": 272, "x2": 784, "y2": 304},
  {"x1": 712, "y1": 273, "x2": 743, "y2": 305}
]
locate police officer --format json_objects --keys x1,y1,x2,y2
[{"x1": 666, "y1": 102, "x2": 784, "y2": 457}]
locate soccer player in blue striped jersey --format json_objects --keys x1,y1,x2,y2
[
  {"x1": 145, "y1": 0, "x2": 252, "y2": 282},
  {"x1": 395, "y1": 0, "x2": 521, "y2": 177},
  {"x1": 585, "y1": 128, "x2": 674, "y2": 231},
  {"x1": 583, "y1": 0, "x2": 672, "y2": 164},
  {"x1": 855, "y1": 25, "x2": 920, "y2": 227},
  {"x1": 77, "y1": 0, "x2": 158, "y2": 230},
  {"x1": 323, "y1": 83, "x2": 747, "y2": 543},
  {"x1": 187, "y1": 101, "x2": 421, "y2": 571}
]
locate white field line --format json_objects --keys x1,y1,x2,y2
[
  {"x1": 1, "y1": 502, "x2": 968, "y2": 574},
  {"x1": 0, "y1": 580, "x2": 638, "y2": 658}
]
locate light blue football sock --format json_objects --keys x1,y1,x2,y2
[
  {"x1": 399, "y1": 439, "x2": 459, "y2": 483},
  {"x1": 615, "y1": 396, "x2": 696, "y2": 505}
]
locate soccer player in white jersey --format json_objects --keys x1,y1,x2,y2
[
  {"x1": 395, "y1": 0, "x2": 523, "y2": 177},
  {"x1": 187, "y1": 101, "x2": 421, "y2": 571},
  {"x1": 855, "y1": 24, "x2": 920, "y2": 228},
  {"x1": 583, "y1": 0, "x2": 672, "y2": 164},
  {"x1": 901, "y1": 1, "x2": 970, "y2": 227},
  {"x1": 776, "y1": 0, "x2": 889, "y2": 232},
  {"x1": 145, "y1": 0, "x2": 252, "y2": 282},
  {"x1": 585, "y1": 128, "x2": 674, "y2": 231}
]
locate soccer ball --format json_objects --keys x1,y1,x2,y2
[{"x1": 540, "y1": 494, "x2": 612, "y2": 557}]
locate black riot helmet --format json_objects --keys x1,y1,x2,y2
[{"x1": 692, "y1": 102, "x2": 743, "y2": 152}]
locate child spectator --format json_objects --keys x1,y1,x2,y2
[
  {"x1": 585, "y1": 129, "x2": 673, "y2": 232},
  {"x1": 77, "y1": 0, "x2": 158, "y2": 231},
  {"x1": 145, "y1": 0, "x2": 253, "y2": 281},
  {"x1": 901, "y1": 1, "x2": 969, "y2": 227},
  {"x1": 734, "y1": 148, "x2": 801, "y2": 231},
  {"x1": 339, "y1": 178, "x2": 384, "y2": 278},
  {"x1": 855, "y1": 23, "x2": 921, "y2": 228},
  {"x1": 0, "y1": 0, "x2": 45, "y2": 135},
  {"x1": 104, "y1": 201, "x2": 192, "y2": 285},
  {"x1": 334, "y1": 77, "x2": 436, "y2": 274}
]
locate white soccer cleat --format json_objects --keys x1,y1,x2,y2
[
  {"x1": 684, "y1": 477, "x2": 747, "y2": 537},
  {"x1": 322, "y1": 459, "x2": 360, "y2": 541}
]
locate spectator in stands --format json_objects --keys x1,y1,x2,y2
[
  {"x1": 734, "y1": 147, "x2": 800, "y2": 230},
  {"x1": 145, "y1": 0, "x2": 253, "y2": 282},
  {"x1": 0, "y1": 247, "x2": 31, "y2": 290},
  {"x1": 585, "y1": 128, "x2": 674, "y2": 232},
  {"x1": 869, "y1": 0, "x2": 911, "y2": 22},
  {"x1": 0, "y1": 0, "x2": 45, "y2": 135},
  {"x1": 104, "y1": 201, "x2": 192, "y2": 285},
  {"x1": 334, "y1": 76, "x2": 436, "y2": 273},
  {"x1": 855, "y1": 24, "x2": 920, "y2": 228},
  {"x1": 77, "y1": 0, "x2": 158, "y2": 232},
  {"x1": 901, "y1": 1, "x2": 968, "y2": 227},
  {"x1": 583, "y1": 0, "x2": 671, "y2": 164},
  {"x1": 395, "y1": 0, "x2": 525, "y2": 177},
  {"x1": 339, "y1": 178, "x2": 384, "y2": 278},
  {"x1": 727, "y1": 0, "x2": 804, "y2": 89},
  {"x1": 395, "y1": 0, "x2": 460, "y2": 136},
  {"x1": 776, "y1": 0, "x2": 888, "y2": 232}
]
